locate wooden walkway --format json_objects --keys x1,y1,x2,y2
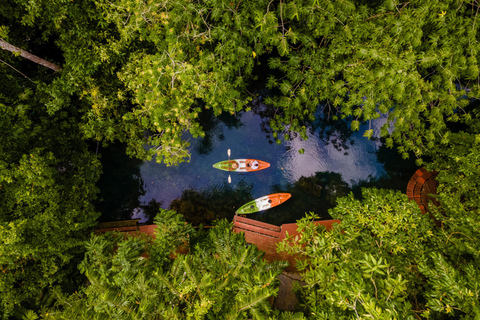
[
  {"x1": 233, "y1": 215, "x2": 340, "y2": 272},
  {"x1": 96, "y1": 217, "x2": 340, "y2": 272},
  {"x1": 95, "y1": 219, "x2": 157, "y2": 236},
  {"x1": 406, "y1": 168, "x2": 439, "y2": 225}
]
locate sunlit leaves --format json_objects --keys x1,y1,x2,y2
[
  {"x1": 418, "y1": 253, "x2": 480, "y2": 317},
  {"x1": 363, "y1": 129, "x2": 373, "y2": 139}
]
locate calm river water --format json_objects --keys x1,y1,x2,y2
[{"x1": 96, "y1": 102, "x2": 418, "y2": 226}]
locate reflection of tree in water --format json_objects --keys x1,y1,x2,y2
[
  {"x1": 138, "y1": 199, "x2": 163, "y2": 224},
  {"x1": 312, "y1": 107, "x2": 356, "y2": 153},
  {"x1": 250, "y1": 172, "x2": 351, "y2": 226},
  {"x1": 249, "y1": 98, "x2": 358, "y2": 152},
  {"x1": 95, "y1": 143, "x2": 146, "y2": 222},
  {"x1": 170, "y1": 180, "x2": 253, "y2": 226},
  {"x1": 351, "y1": 140, "x2": 419, "y2": 197},
  {"x1": 247, "y1": 95, "x2": 305, "y2": 144},
  {"x1": 248, "y1": 96, "x2": 275, "y2": 142},
  {"x1": 195, "y1": 106, "x2": 243, "y2": 155}
]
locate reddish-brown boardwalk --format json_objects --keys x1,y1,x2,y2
[
  {"x1": 406, "y1": 167, "x2": 440, "y2": 225},
  {"x1": 232, "y1": 215, "x2": 340, "y2": 272},
  {"x1": 406, "y1": 167, "x2": 438, "y2": 214},
  {"x1": 96, "y1": 217, "x2": 340, "y2": 272},
  {"x1": 95, "y1": 219, "x2": 157, "y2": 236}
]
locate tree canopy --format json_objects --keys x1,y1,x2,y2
[
  {"x1": 1, "y1": 17, "x2": 101, "y2": 317},
  {"x1": 2, "y1": 0, "x2": 480, "y2": 318},
  {"x1": 45, "y1": 210, "x2": 301, "y2": 320},
  {"x1": 3, "y1": 0, "x2": 480, "y2": 164},
  {"x1": 0, "y1": 80, "x2": 101, "y2": 317}
]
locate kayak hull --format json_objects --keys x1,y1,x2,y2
[
  {"x1": 236, "y1": 193, "x2": 291, "y2": 214},
  {"x1": 212, "y1": 159, "x2": 270, "y2": 172}
]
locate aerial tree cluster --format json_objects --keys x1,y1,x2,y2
[
  {"x1": 0, "y1": 69, "x2": 101, "y2": 317},
  {"x1": 3, "y1": 0, "x2": 479, "y2": 164},
  {"x1": 279, "y1": 113, "x2": 480, "y2": 318},
  {"x1": 1, "y1": 0, "x2": 480, "y2": 318},
  {"x1": 44, "y1": 210, "x2": 301, "y2": 320}
]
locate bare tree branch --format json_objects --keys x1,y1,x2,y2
[
  {"x1": 0, "y1": 58, "x2": 35, "y2": 83},
  {"x1": 0, "y1": 38, "x2": 61, "y2": 72}
]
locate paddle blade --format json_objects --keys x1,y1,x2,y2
[
  {"x1": 228, "y1": 175, "x2": 231, "y2": 184},
  {"x1": 227, "y1": 149, "x2": 231, "y2": 158}
]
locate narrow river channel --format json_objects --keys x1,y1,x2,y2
[{"x1": 95, "y1": 102, "x2": 418, "y2": 226}]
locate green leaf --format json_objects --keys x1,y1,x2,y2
[
  {"x1": 363, "y1": 129, "x2": 373, "y2": 139},
  {"x1": 351, "y1": 120, "x2": 360, "y2": 131}
]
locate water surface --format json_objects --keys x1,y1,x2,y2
[{"x1": 96, "y1": 103, "x2": 417, "y2": 225}]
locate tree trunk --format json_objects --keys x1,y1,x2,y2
[{"x1": 0, "y1": 39, "x2": 61, "y2": 72}]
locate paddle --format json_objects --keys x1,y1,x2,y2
[{"x1": 227, "y1": 149, "x2": 232, "y2": 183}]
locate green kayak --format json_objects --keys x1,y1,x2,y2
[
  {"x1": 236, "y1": 193, "x2": 292, "y2": 214},
  {"x1": 212, "y1": 159, "x2": 270, "y2": 172}
]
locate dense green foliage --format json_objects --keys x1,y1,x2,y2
[
  {"x1": 0, "y1": 82, "x2": 100, "y2": 317},
  {"x1": 45, "y1": 210, "x2": 298, "y2": 319},
  {"x1": 263, "y1": 0, "x2": 480, "y2": 160},
  {"x1": 4, "y1": 0, "x2": 480, "y2": 164},
  {"x1": 2, "y1": 0, "x2": 480, "y2": 318},
  {"x1": 280, "y1": 190, "x2": 434, "y2": 319},
  {"x1": 421, "y1": 127, "x2": 480, "y2": 318},
  {"x1": 281, "y1": 184, "x2": 480, "y2": 318},
  {"x1": 279, "y1": 124, "x2": 480, "y2": 319},
  {"x1": 1, "y1": 12, "x2": 101, "y2": 318}
]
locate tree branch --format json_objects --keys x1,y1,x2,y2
[
  {"x1": 0, "y1": 39, "x2": 61, "y2": 72},
  {"x1": 0, "y1": 58, "x2": 35, "y2": 83}
]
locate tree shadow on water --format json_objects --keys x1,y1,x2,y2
[
  {"x1": 195, "y1": 106, "x2": 243, "y2": 155},
  {"x1": 250, "y1": 172, "x2": 352, "y2": 226},
  {"x1": 169, "y1": 180, "x2": 254, "y2": 226},
  {"x1": 137, "y1": 199, "x2": 163, "y2": 224},
  {"x1": 350, "y1": 140, "x2": 420, "y2": 198},
  {"x1": 94, "y1": 143, "x2": 146, "y2": 222},
  {"x1": 312, "y1": 108, "x2": 357, "y2": 153}
]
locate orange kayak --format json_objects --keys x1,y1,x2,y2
[
  {"x1": 212, "y1": 159, "x2": 270, "y2": 172},
  {"x1": 236, "y1": 193, "x2": 291, "y2": 214}
]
